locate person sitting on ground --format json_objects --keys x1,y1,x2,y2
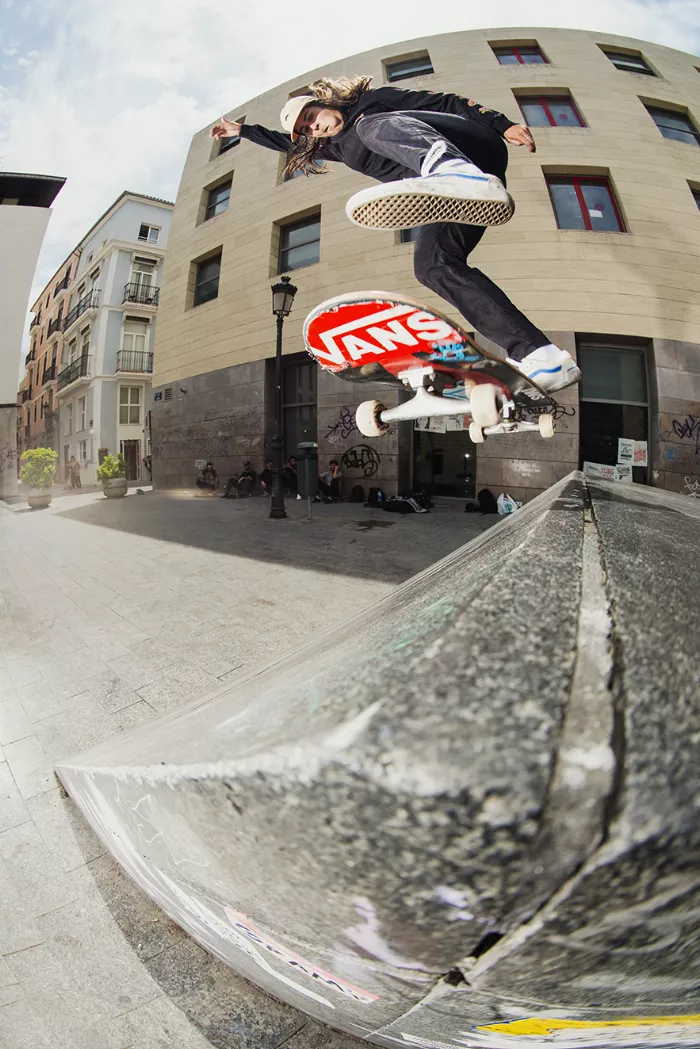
[
  {"x1": 196, "y1": 461, "x2": 219, "y2": 493},
  {"x1": 259, "y1": 459, "x2": 274, "y2": 496},
  {"x1": 282, "y1": 456, "x2": 299, "y2": 498},
  {"x1": 236, "y1": 459, "x2": 257, "y2": 497},
  {"x1": 318, "y1": 459, "x2": 343, "y2": 502}
]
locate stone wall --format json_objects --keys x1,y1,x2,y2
[
  {"x1": 150, "y1": 360, "x2": 265, "y2": 488},
  {"x1": 653, "y1": 337, "x2": 700, "y2": 498}
]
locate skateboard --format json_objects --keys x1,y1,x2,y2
[{"x1": 303, "y1": 292, "x2": 558, "y2": 443}]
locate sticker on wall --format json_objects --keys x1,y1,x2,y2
[
  {"x1": 633, "y1": 440, "x2": 648, "y2": 466},
  {"x1": 153, "y1": 391, "x2": 163, "y2": 401},
  {"x1": 194, "y1": 459, "x2": 207, "y2": 469},
  {"x1": 583, "y1": 462, "x2": 632, "y2": 483}
]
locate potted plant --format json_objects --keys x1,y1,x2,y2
[
  {"x1": 20, "y1": 447, "x2": 58, "y2": 509},
  {"x1": 96, "y1": 453, "x2": 128, "y2": 498}
]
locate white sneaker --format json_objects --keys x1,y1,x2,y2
[
  {"x1": 346, "y1": 157, "x2": 514, "y2": 230},
  {"x1": 507, "y1": 345, "x2": 582, "y2": 393}
]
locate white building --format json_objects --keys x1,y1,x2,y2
[
  {"x1": 56, "y1": 192, "x2": 173, "y2": 485},
  {"x1": 1, "y1": 172, "x2": 65, "y2": 499}
]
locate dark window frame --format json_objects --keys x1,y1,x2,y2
[
  {"x1": 645, "y1": 105, "x2": 700, "y2": 147},
  {"x1": 193, "y1": 252, "x2": 222, "y2": 307},
  {"x1": 385, "y1": 54, "x2": 434, "y2": 82},
  {"x1": 601, "y1": 49, "x2": 655, "y2": 76},
  {"x1": 399, "y1": 228, "x2": 420, "y2": 243},
  {"x1": 492, "y1": 44, "x2": 548, "y2": 65},
  {"x1": 691, "y1": 185, "x2": 700, "y2": 211},
  {"x1": 278, "y1": 214, "x2": 321, "y2": 273},
  {"x1": 205, "y1": 179, "x2": 232, "y2": 220},
  {"x1": 516, "y1": 94, "x2": 586, "y2": 127},
  {"x1": 546, "y1": 175, "x2": 626, "y2": 232}
]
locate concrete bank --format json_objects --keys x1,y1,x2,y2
[{"x1": 57, "y1": 475, "x2": 700, "y2": 1048}]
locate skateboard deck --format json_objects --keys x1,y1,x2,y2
[{"x1": 303, "y1": 292, "x2": 558, "y2": 441}]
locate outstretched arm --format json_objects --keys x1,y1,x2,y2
[{"x1": 210, "y1": 116, "x2": 292, "y2": 154}]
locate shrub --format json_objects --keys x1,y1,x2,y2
[
  {"x1": 96, "y1": 454, "x2": 126, "y2": 483},
  {"x1": 19, "y1": 447, "x2": 58, "y2": 489}
]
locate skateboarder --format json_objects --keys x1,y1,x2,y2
[{"x1": 210, "y1": 76, "x2": 581, "y2": 393}]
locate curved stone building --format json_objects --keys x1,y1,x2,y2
[{"x1": 151, "y1": 27, "x2": 700, "y2": 502}]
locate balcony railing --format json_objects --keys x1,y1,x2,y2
[
  {"x1": 21, "y1": 387, "x2": 33, "y2": 402},
  {"x1": 25, "y1": 349, "x2": 35, "y2": 365},
  {"x1": 63, "y1": 289, "x2": 99, "y2": 332},
  {"x1": 48, "y1": 316, "x2": 63, "y2": 337},
  {"x1": 30, "y1": 315, "x2": 40, "y2": 329},
  {"x1": 116, "y1": 350, "x2": 153, "y2": 373},
  {"x1": 42, "y1": 364, "x2": 56, "y2": 385},
  {"x1": 53, "y1": 273, "x2": 70, "y2": 297},
  {"x1": 123, "y1": 282, "x2": 159, "y2": 306},
  {"x1": 57, "y1": 354, "x2": 90, "y2": 391}
]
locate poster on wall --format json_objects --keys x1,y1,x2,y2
[
  {"x1": 194, "y1": 459, "x2": 207, "y2": 470},
  {"x1": 633, "y1": 440, "x2": 648, "y2": 466},
  {"x1": 445, "y1": 415, "x2": 466, "y2": 431},
  {"x1": 583, "y1": 462, "x2": 633, "y2": 483},
  {"x1": 617, "y1": 438, "x2": 634, "y2": 464}
]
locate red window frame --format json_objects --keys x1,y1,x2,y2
[
  {"x1": 494, "y1": 45, "x2": 548, "y2": 65},
  {"x1": 546, "y1": 176, "x2": 626, "y2": 232},
  {"x1": 517, "y1": 95, "x2": 585, "y2": 127}
]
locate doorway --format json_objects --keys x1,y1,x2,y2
[
  {"x1": 282, "y1": 357, "x2": 317, "y2": 457},
  {"x1": 577, "y1": 340, "x2": 649, "y2": 483},
  {"x1": 120, "y1": 439, "x2": 141, "y2": 482},
  {"x1": 413, "y1": 422, "x2": 476, "y2": 498}
]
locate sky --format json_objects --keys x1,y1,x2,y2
[{"x1": 1, "y1": 0, "x2": 699, "y2": 363}]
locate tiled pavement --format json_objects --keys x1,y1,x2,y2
[{"x1": 0, "y1": 486, "x2": 497, "y2": 1048}]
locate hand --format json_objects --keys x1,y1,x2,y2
[
  {"x1": 210, "y1": 116, "x2": 241, "y2": 141},
  {"x1": 504, "y1": 124, "x2": 536, "y2": 153}
]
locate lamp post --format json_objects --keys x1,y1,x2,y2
[{"x1": 269, "y1": 274, "x2": 298, "y2": 519}]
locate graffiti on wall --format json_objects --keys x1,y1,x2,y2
[
  {"x1": 684, "y1": 476, "x2": 700, "y2": 498},
  {"x1": 671, "y1": 416, "x2": 700, "y2": 457},
  {"x1": 325, "y1": 407, "x2": 358, "y2": 445},
  {"x1": 341, "y1": 445, "x2": 381, "y2": 477},
  {"x1": 0, "y1": 447, "x2": 18, "y2": 473},
  {"x1": 517, "y1": 403, "x2": 576, "y2": 423}
]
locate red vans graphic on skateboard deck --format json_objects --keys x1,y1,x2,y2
[{"x1": 303, "y1": 292, "x2": 557, "y2": 442}]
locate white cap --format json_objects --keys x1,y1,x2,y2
[{"x1": 280, "y1": 95, "x2": 316, "y2": 141}]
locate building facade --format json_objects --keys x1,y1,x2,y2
[
  {"x1": 151, "y1": 27, "x2": 700, "y2": 503},
  {"x1": 20, "y1": 192, "x2": 173, "y2": 486},
  {"x1": 1, "y1": 172, "x2": 65, "y2": 499}
]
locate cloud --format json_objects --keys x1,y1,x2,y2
[{"x1": 1, "y1": 0, "x2": 699, "y2": 371}]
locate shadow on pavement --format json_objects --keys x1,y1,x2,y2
[{"x1": 53, "y1": 490, "x2": 499, "y2": 584}]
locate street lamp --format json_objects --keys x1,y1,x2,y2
[{"x1": 269, "y1": 274, "x2": 298, "y2": 519}]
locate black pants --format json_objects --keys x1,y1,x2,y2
[
  {"x1": 197, "y1": 478, "x2": 216, "y2": 491},
  {"x1": 355, "y1": 112, "x2": 549, "y2": 361},
  {"x1": 319, "y1": 478, "x2": 341, "y2": 499}
]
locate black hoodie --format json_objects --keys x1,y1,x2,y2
[{"x1": 238, "y1": 85, "x2": 516, "y2": 183}]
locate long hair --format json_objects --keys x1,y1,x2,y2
[{"x1": 284, "y1": 75, "x2": 373, "y2": 179}]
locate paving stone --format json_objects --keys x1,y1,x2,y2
[
  {"x1": 0, "y1": 999, "x2": 56, "y2": 1049},
  {"x1": 16, "y1": 678, "x2": 62, "y2": 723},
  {"x1": 0, "y1": 854, "x2": 44, "y2": 955},
  {"x1": 135, "y1": 660, "x2": 219, "y2": 714},
  {"x1": 35, "y1": 691, "x2": 114, "y2": 763},
  {"x1": 26, "y1": 788, "x2": 105, "y2": 873},
  {"x1": 0, "y1": 821, "x2": 80, "y2": 917},
  {"x1": 104, "y1": 993, "x2": 215, "y2": 1049},
  {"x1": 0, "y1": 694, "x2": 34, "y2": 745},
  {"x1": 0, "y1": 758, "x2": 31, "y2": 832},
  {"x1": 85, "y1": 669, "x2": 143, "y2": 713},
  {"x1": 110, "y1": 699, "x2": 159, "y2": 733},
  {"x1": 3, "y1": 735, "x2": 53, "y2": 799}
]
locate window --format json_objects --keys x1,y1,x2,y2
[
  {"x1": 79, "y1": 439, "x2": 88, "y2": 462},
  {"x1": 80, "y1": 328, "x2": 90, "y2": 356},
  {"x1": 77, "y1": 283, "x2": 85, "y2": 299},
  {"x1": 68, "y1": 338, "x2": 77, "y2": 363},
  {"x1": 386, "y1": 54, "x2": 433, "y2": 81},
  {"x1": 278, "y1": 214, "x2": 321, "y2": 272},
  {"x1": 123, "y1": 317, "x2": 149, "y2": 354},
  {"x1": 138, "y1": 223, "x2": 160, "y2": 243},
  {"x1": 119, "y1": 386, "x2": 141, "y2": 425},
  {"x1": 78, "y1": 396, "x2": 86, "y2": 431},
  {"x1": 400, "y1": 228, "x2": 420, "y2": 243},
  {"x1": 645, "y1": 105, "x2": 700, "y2": 147},
  {"x1": 516, "y1": 95, "x2": 585, "y2": 128},
  {"x1": 205, "y1": 180, "x2": 232, "y2": 220},
  {"x1": 193, "y1": 253, "x2": 221, "y2": 306},
  {"x1": 34, "y1": 403, "x2": 37, "y2": 422},
  {"x1": 601, "y1": 49, "x2": 655, "y2": 75},
  {"x1": 492, "y1": 44, "x2": 547, "y2": 65},
  {"x1": 130, "y1": 259, "x2": 155, "y2": 291},
  {"x1": 692, "y1": 186, "x2": 700, "y2": 211},
  {"x1": 546, "y1": 176, "x2": 625, "y2": 232},
  {"x1": 218, "y1": 115, "x2": 244, "y2": 154}
]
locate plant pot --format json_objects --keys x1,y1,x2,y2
[
  {"x1": 103, "y1": 477, "x2": 128, "y2": 499},
  {"x1": 27, "y1": 487, "x2": 52, "y2": 509}
]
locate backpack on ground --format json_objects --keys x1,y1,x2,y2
[
  {"x1": 477, "y1": 488, "x2": 499, "y2": 515},
  {"x1": 349, "y1": 484, "x2": 365, "y2": 503}
]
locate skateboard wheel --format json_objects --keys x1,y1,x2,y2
[
  {"x1": 469, "y1": 422, "x2": 485, "y2": 444},
  {"x1": 539, "y1": 413, "x2": 555, "y2": 439},
  {"x1": 470, "y1": 384, "x2": 501, "y2": 428},
  {"x1": 356, "y1": 399, "x2": 390, "y2": 438}
]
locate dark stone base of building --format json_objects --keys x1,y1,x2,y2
[{"x1": 150, "y1": 334, "x2": 700, "y2": 504}]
